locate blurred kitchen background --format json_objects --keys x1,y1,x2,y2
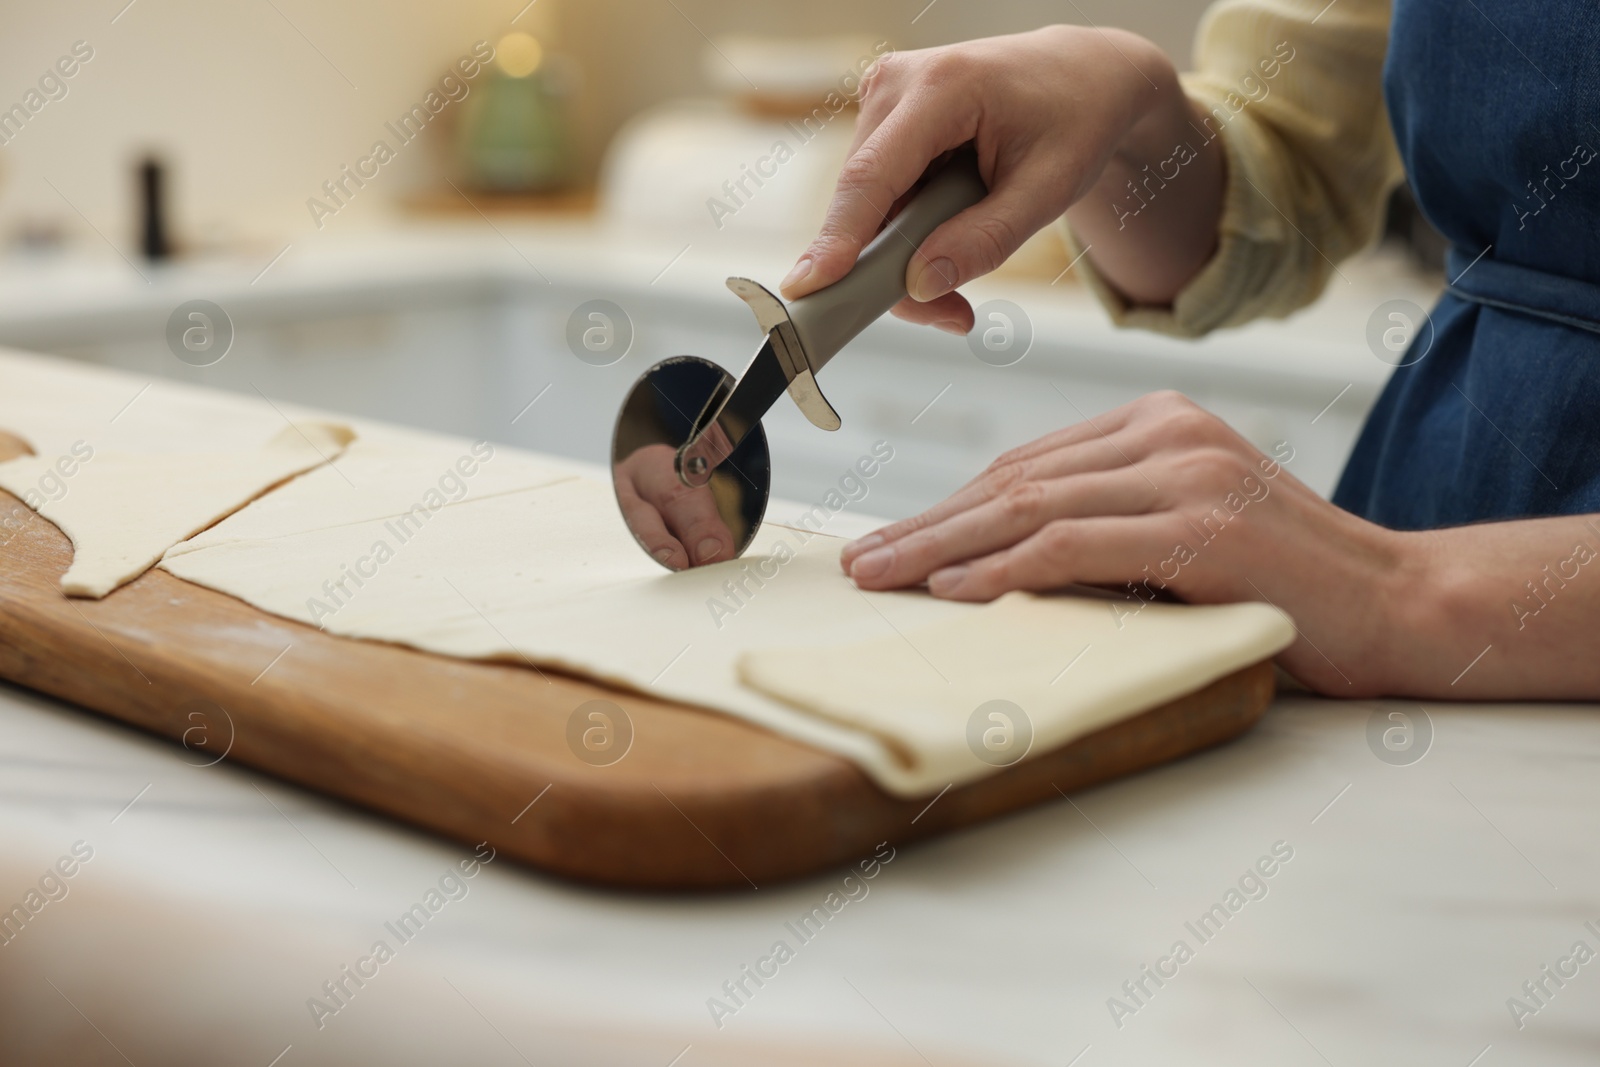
[{"x1": 0, "y1": 0, "x2": 1442, "y2": 519}]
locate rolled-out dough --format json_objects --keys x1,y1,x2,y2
[
  {"x1": 159, "y1": 461, "x2": 979, "y2": 791},
  {"x1": 0, "y1": 422, "x2": 354, "y2": 598},
  {"x1": 159, "y1": 435, "x2": 1295, "y2": 794},
  {"x1": 1, "y1": 348, "x2": 1298, "y2": 796}
]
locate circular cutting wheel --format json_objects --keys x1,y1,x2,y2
[{"x1": 610, "y1": 355, "x2": 771, "y2": 571}]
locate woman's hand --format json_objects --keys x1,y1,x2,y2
[
  {"x1": 613, "y1": 443, "x2": 737, "y2": 569},
  {"x1": 780, "y1": 25, "x2": 1224, "y2": 330},
  {"x1": 840, "y1": 392, "x2": 1419, "y2": 696}
]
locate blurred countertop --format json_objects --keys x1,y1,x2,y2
[{"x1": 0, "y1": 216, "x2": 1441, "y2": 393}]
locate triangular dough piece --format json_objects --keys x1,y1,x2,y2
[{"x1": 0, "y1": 422, "x2": 354, "y2": 598}]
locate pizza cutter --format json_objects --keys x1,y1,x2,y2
[{"x1": 611, "y1": 147, "x2": 987, "y2": 570}]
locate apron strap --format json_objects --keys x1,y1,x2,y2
[{"x1": 1446, "y1": 249, "x2": 1600, "y2": 337}]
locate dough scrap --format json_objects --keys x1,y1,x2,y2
[{"x1": 0, "y1": 422, "x2": 354, "y2": 598}]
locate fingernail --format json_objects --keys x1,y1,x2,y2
[
  {"x1": 847, "y1": 533, "x2": 883, "y2": 557},
  {"x1": 928, "y1": 565, "x2": 968, "y2": 595},
  {"x1": 695, "y1": 538, "x2": 722, "y2": 564},
  {"x1": 653, "y1": 547, "x2": 675, "y2": 565},
  {"x1": 910, "y1": 257, "x2": 957, "y2": 302},
  {"x1": 781, "y1": 256, "x2": 814, "y2": 293},
  {"x1": 851, "y1": 546, "x2": 894, "y2": 580},
  {"x1": 934, "y1": 319, "x2": 968, "y2": 336}
]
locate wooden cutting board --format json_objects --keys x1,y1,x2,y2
[{"x1": 0, "y1": 446, "x2": 1274, "y2": 891}]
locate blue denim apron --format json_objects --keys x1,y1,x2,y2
[{"x1": 1332, "y1": 0, "x2": 1600, "y2": 529}]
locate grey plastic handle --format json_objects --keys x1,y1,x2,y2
[{"x1": 786, "y1": 147, "x2": 987, "y2": 372}]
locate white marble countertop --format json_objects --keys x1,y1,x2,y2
[{"x1": 2, "y1": 673, "x2": 1596, "y2": 1066}]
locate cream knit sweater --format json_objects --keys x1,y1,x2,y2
[{"x1": 1063, "y1": 0, "x2": 1405, "y2": 337}]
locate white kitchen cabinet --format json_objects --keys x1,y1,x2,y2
[{"x1": 1, "y1": 278, "x2": 501, "y2": 441}]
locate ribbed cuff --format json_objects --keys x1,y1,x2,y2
[{"x1": 1059, "y1": 75, "x2": 1293, "y2": 339}]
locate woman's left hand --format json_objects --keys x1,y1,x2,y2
[{"x1": 840, "y1": 391, "x2": 1420, "y2": 696}]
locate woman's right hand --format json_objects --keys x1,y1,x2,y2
[{"x1": 780, "y1": 25, "x2": 1222, "y2": 329}]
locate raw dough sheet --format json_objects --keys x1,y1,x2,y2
[{"x1": 0, "y1": 348, "x2": 1296, "y2": 796}]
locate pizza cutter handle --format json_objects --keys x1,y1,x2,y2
[{"x1": 785, "y1": 146, "x2": 987, "y2": 373}]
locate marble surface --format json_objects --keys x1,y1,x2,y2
[{"x1": 1, "y1": 674, "x2": 1596, "y2": 1066}]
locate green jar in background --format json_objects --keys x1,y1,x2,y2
[{"x1": 459, "y1": 33, "x2": 570, "y2": 193}]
